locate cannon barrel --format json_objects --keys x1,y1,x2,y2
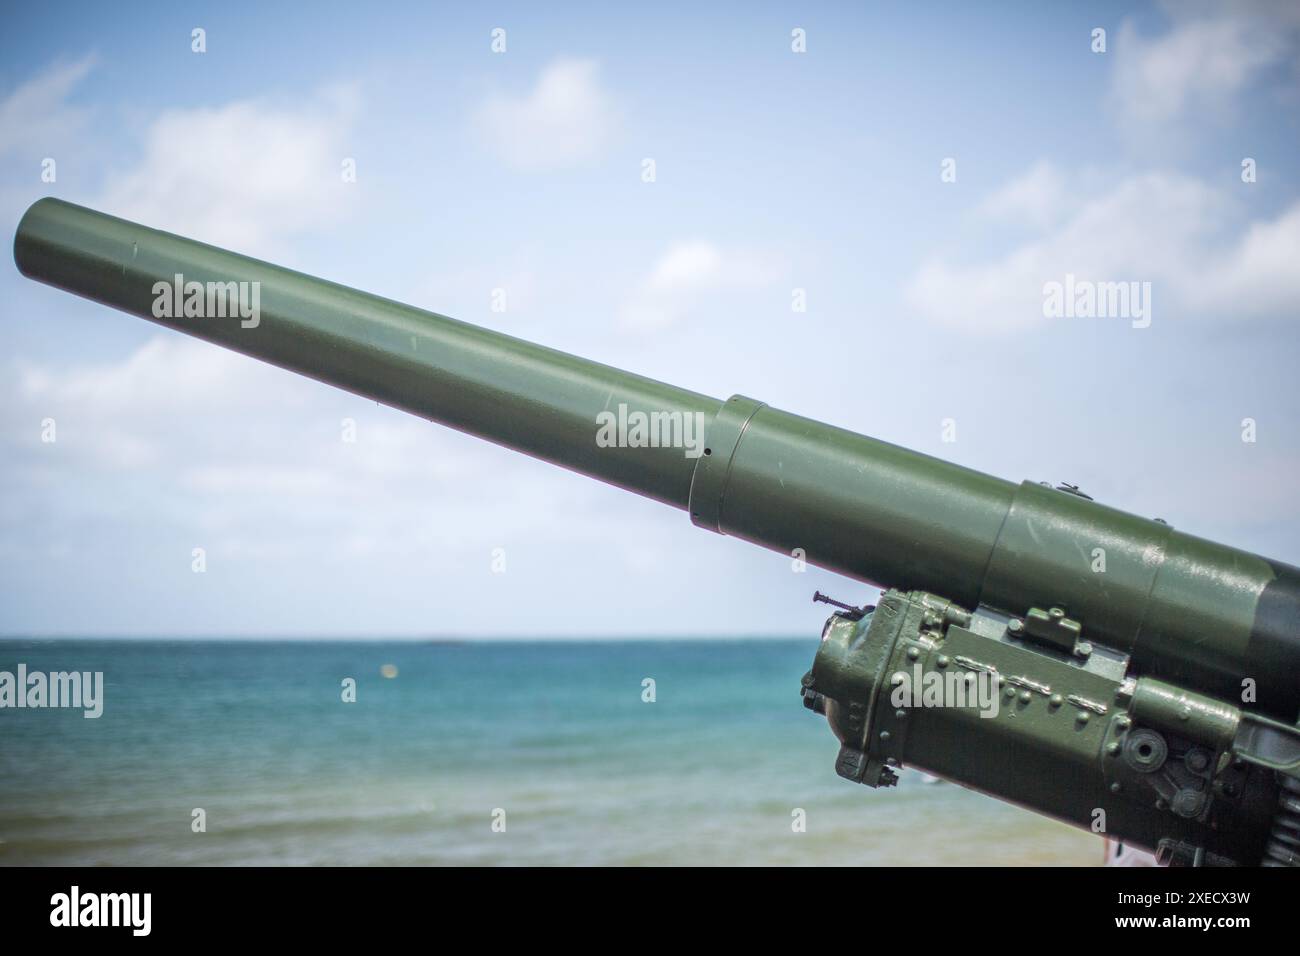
[{"x1": 14, "y1": 198, "x2": 1300, "y2": 723}]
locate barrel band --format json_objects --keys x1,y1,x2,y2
[
  {"x1": 979, "y1": 480, "x2": 1173, "y2": 652},
  {"x1": 1246, "y1": 559, "x2": 1300, "y2": 720},
  {"x1": 688, "y1": 395, "x2": 766, "y2": 534}
]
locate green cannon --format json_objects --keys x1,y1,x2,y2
[{"x1": 14, "y1": 197, "x2": 1300, "y2": 866}]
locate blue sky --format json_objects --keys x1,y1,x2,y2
[{"x1": 1, "y1": 1, "x2": 1298, "y2": 636}]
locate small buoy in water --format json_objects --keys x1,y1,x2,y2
[{"x1": 380, "y1": 664, "x2": 398, "y2": 679}]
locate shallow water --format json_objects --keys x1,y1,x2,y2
[{"x1": 0, "y1": 639, "x2": 1100, "y2": 866}]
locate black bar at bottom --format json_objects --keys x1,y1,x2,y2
[{"x1": 0, "y1": 865, "x2": 1287, "y2": 942}]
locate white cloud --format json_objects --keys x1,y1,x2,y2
[
  {"x1": 0, "y1": 55, "x2": 95, "y2": 158},
  {"x1": 617, "y1": 240, "x2": 780, "y2": 331},
  {"x1": 1197, "y1": 202, "x2": 1300, "y2": 316},
  {"x1": 906, "y1": 165, "x2": 1300, "y2": 330},
  {"x1": 645, "y1": 240, "x2": 724, "y2": 290},
  {"x1": 918, "y1": 5, "x2": 1300, "y2": 331},
  {"x1": 99, "y1": 85, "x2": 361, "y2": 253},
  {"x1": 8, "y1": 335, "x2": 470, "y2": 484},
  {"x1": 1112, "y1": 4, "x2": 1300, "y2": 125},
  {"x1": 977, "y1": 160, "x2": 1073, "y2": 229},
  {"x1": 478, "y1": 58, "x2": 619, "y2": 170},
  {"x1": 1, "y1": 334, "x2": 590, "y2": 557},
  {"x1": 13, "y1": 336, "x2": 311, "y2": 472}
]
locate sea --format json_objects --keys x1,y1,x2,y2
[{"x1": 0, "y1": 639, "x2": 1100, "y2": 866}]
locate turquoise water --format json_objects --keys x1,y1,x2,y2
[{"x1": 0, "y1": 639, "x2": 1099, "y2": 866}]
